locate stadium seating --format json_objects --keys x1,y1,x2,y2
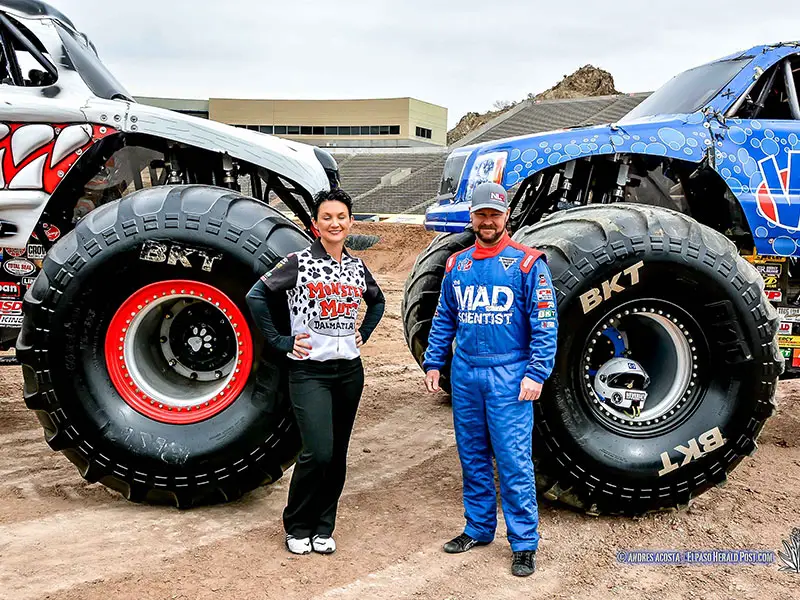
[{"x1": 271, "y1": 93, "x2": 652, "y2": 216}]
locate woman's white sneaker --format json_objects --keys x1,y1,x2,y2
[
  {"x1": 286, "y1": 535, "x2": 312, "y2": 555},
  {"x1": 312, "y1": 535, "x2": 336, "y2": 554}
]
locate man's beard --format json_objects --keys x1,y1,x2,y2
[{"x1": 477, "y1": 227, "x2": 504, "y2": 245}]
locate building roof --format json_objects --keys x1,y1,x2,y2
[{"x1": 135, "y1": 97, "x2": 210, "y2": 112}]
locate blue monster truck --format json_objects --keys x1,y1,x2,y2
[{"x1": 403, "y1": 43, "x2": 800, "y2": 515}]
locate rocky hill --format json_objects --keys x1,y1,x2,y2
[{"x1": 447, "y1": 65, "x2": 620, "y2": 145}]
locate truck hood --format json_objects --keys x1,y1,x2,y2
[{"x1": 83, "y1": 98, "x2": 331, "y2": 197}]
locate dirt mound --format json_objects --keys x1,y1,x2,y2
[
  {"x1": 350, "y1": 222, "x2": 438, "y2": 276},
  {"x1": 447, "y1": 64, "x2": 620, "y2": 145}
]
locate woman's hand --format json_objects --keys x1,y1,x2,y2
[
  {"x1": 292, "y1": 333, "x2": 312, "y2": 359},
  {"x1": 356, "y1": 331, "x2": 363, "y2": 347}
]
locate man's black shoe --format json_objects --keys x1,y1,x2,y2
[
  {"x1": 511, "y1": 550, "x2": 536, "y2": 577},
  {"x1": 443, "y1": 533, "x2": 490, "y2": 554}
]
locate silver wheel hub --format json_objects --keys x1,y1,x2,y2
[{"x1": 583, "y1": 304, "x2": 698, "y2": 429}]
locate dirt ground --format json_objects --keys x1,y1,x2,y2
[{"x1": 1, "y1": 223, "x2": 799, "y2": 600}]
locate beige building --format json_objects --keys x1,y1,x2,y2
[{"x1": 136, "y1": 96, "x2": 447, "y2": 148}]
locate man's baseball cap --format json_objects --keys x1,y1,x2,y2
[{"x1": 470, "y1": 182, "x2": 509, "y2": 213}]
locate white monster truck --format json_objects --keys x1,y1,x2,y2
[{"x1": 1, "y1": 1, "x2": 343, "y2": 505}]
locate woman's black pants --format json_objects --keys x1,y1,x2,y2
[{"x1": 283, "y1": 357, "x2": 364, "y2": 538}]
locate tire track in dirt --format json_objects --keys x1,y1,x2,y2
[{"x1": 0, "y1": 398, "x2": 455, "y2": 600}]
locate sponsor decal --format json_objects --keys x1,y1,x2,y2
[
  {"x1": 21, "y1": 277, "x2": 35, "y2": 288},
  {"x1": 756, "y1": 152, "x2": 800, "y2": 230},
  {"x1": 499, "y1": 256, "x2": 517, "y2": 271},
  {"x1": 454, "y1": 284, "x2": 516, "y2": 325},
  {"x1": 536, "y1": 288, "x2": 553, "y2": 301},
  {"x1": 538, "y1": 274, "x2": 548, "y2": 287},
  {"x1": 139, "y1": 241, "x2": 222, "y2": 273},
  {"x1": 625, "y1": 390, "x2": 647, "y2": 402},
  {"x1": 541, "y1": 320, "x2": 556, "y2": 329},
  {"x1": 766, "y1": 290, "x2": 783, "y2": 302},
  {"x1": 305, "y1": 279, "x2": 364, "y2": 337},
  {"x1": 580, "y1": 261, "x2": 644, "y2": 314},
  {"x1": 780, "y1": 322, "x2": 793, "y2": 333},
  {"x1": 0, "y1": 300, "x2": 22, "y2": 315},
  {"x1": 628, "y1": 362, "x2": 639, "y2": 370},
  {"x1": 306, "y1": 281, "x2": 363, "y2": 301},
  {"x1": 3, "y1": 258, "x2": 35, "y2": 277},
  {"x1": 521, "y1": 255, "x2": 535, "y2": 271},
  {"x1": 538, "y1": 309, "x2": 555, "y2": 319},
  {"x1": 490, "y1": 191, "x2": 506, "y2": 202},
  {"x1": 658, "y1": 426, "x2": 726, "y2": 477},
  {"x1": 537, "y1": 301, "x2": 554, "y2": 309},
  {"x1": 758, "y1": 264, "x2": 782, "y2": 276},
  {"x1": 778, "y1": 307, "x2": 800, "y2": 317},
  {"x1": 778, "y1": 335, "x2": 800, "y2": 348},
  {"x1": 0, "y1": 314, "x2": 22, "y2": 327},
  {"x1": 32, "y1": 223, "x2": 61, "y2": 243},
  {"x1": 26, "y1": 244, "x2": 45, "y2": 260},
  {"x1": 0, "y1": 282, "x2": 20, "y2": 296},
  {"x1": 308, "y1": 315, "x2": 356, "y2": 336},
  {"x1": 455, "y1": 285, "x2": 513, "y2": 312},
  {"x1": 457, "y1": 257, "x2": 472, "y2": 272},
  {"x1": 4, "y1": 247, "x2": 25, "y2": 257},
  {"x1": 265, "y1": 256, "x2": 290, "y2": 277}
]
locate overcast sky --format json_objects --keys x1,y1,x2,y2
[{"x1": 53, "y1": 0, "x2": 800, "y2": 128}]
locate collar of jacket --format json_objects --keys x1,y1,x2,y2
[
  {"x1": 472, "y1": 231, "x2": 511, "y2": 259},
  {"x1": 310, "y1": 237, "x2": 355, "y2": 262}
]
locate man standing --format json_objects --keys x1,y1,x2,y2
[{"x1": 423, "y1": 181, "x2": 558, "y2": 577}]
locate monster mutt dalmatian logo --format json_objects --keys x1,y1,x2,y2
[
  {"x1": 305, "y1": 281, "x2": 362, "y2": 337},
  {"x1": 454, "y1": 284, "x2": 515, "y2": 325},
  {"x1": 757, "y1": 152, "x2": 800, "y2": 231}
]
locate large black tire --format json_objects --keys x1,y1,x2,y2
[
  {"x1": 17, "y1": 185, "x2": 309, "y2": 507},
  {"x1": 518, "y1": 205, "x2": 781, "y2": 514},
  {"x1": 402, "y1": 230, "x2": 475, "y2": 392},
  {"x1": 402, "y1": 205, "x2": 781, "y2": 514}
]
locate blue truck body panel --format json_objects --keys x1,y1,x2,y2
[{"x1": 427, "y1": 42, "x2": 800, "y2": 257}]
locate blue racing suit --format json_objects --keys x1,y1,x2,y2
[{"x1": 423, "y1": 232, "x2": 558, "y2": 552}]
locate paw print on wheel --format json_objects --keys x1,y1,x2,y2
[{"x1": 188, "y1": 326, "x2": 213, "y2": 353}]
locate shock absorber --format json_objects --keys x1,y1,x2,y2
[
  {"x1": 221, "y1": 154, "x2": 240, "y2": 191},
  {"x1": 611, "y1": 157, "x2": 630, "y2": 203},
  {"x1": 164, "y1": 146, "x2": 184, "y2": 185},
  {"x1": 556, "y1": 160, "x2": 577, "y2": 211}
]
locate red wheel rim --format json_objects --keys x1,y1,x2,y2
[{"x1": 104, "y1": 280, "x2": 254, "y2": 424}]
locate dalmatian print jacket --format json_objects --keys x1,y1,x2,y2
[{"x1": 260, "y1": 239, "x2": 385, "y2": 361}]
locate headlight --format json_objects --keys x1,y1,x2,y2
[{"x1": 465, "y1": 151, "x2": 507, "y2": 202}]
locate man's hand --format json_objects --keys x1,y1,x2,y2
[
  {"x1": 519, "y1": 376, "x2": 542, "y2": 401},
  {"x1": 292, "y1": 333, "x2": 312, "y2": 359},
  {"x1": 356, "y1": 331, "x2": 364, "y2": 347},
  {"x1": 425, "y1": 369, "x2": 441, "y2": 393}
]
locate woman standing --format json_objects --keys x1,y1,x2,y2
[{"x1": 246, "y1": 188, "x2": 385, "y2": 555}]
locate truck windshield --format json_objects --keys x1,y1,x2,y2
[
  {"x1": 438, "y1": 153, "x2": 468, "y2": 198},
  {"x1": 621, "y1": 57, "x2": 751, "y2": 122},
  {"x1": 54, "y1": 21, "x2": 131, "y2": 101}
]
